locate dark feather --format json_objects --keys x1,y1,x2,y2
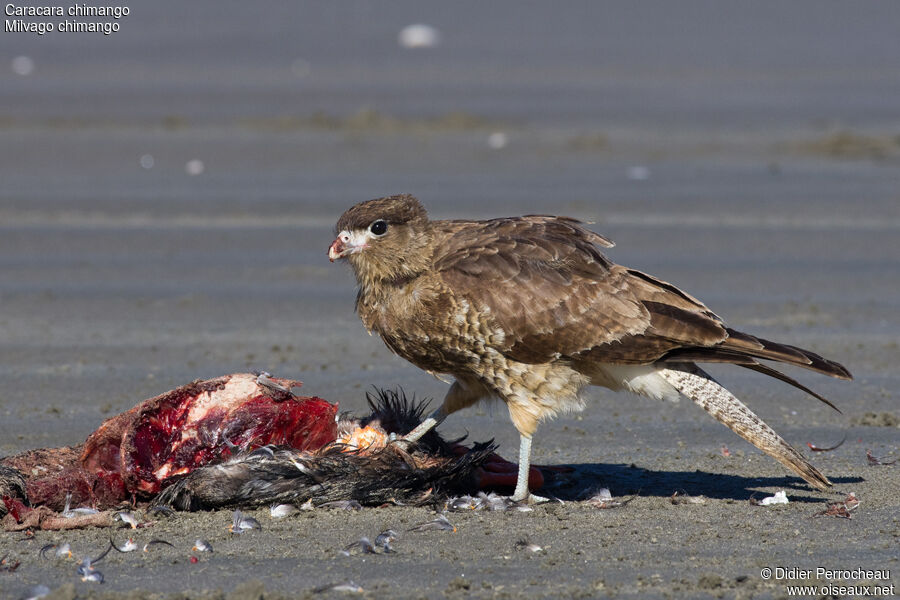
[
  {"x1": 663, "y1": 328, "x2": 852, "y2": 381},
  {"x1": 155, "y1": 390, "x2": 497, "y2": 511},
  {"x1": 739, "y1": 363, "x2": 842, "y2": 413}
]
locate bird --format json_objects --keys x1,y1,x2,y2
[{"x1": 327, "y1": 194, "x2": 852, "y2": 502}]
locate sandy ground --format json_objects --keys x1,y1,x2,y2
[{"x1": 1, "y1": 2, "x2": 899, "y2": 598}]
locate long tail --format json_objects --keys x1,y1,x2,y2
[
  {"x1": 658, "y1": 364, "x2": 831, "y2": 490},
  {"x1": 661, "y1": 328, "x2": 851, "y2": 414}
]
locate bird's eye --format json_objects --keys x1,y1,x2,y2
[{"x1": 369, "y1": 220, "x2": 388, "y2": 236}]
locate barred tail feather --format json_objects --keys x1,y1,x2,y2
[{"x1": 658, "y1": 364, "x2": 831, "y2": 490}]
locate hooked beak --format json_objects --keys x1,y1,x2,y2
[{"x1": 328, "y1": 230, "x2": 366, "y2": 262}]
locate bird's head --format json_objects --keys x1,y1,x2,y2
[{"x1": 329, "y1": 194, "x2": 433, "y2": 286}]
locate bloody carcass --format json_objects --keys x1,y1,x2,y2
[{"x1": 1, "y1": 373, "x2": 542, "y2": 528}]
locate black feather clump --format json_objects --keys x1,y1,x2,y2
[{"x1": 155, "y1": 388, "x2": 496, "y2": 511}]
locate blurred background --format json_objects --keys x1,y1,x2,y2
[{"x1": 1, "y1": 1, "x2": 898, "y2": 456}]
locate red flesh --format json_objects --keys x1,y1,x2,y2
[{"x1": 3, "y1": 374, "x2": 337, "y2": 510}]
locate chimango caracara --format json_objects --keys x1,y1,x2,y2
[{"x1": 328, "y1": 194, "x2": 851, "y2": 502}]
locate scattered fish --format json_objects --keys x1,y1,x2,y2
[
  {"x1": 192, "y1": 539, "x2": 213, "y2": 553},
  {"x1": 230, "y1": 510, "x2": 262, "y2": 533},
  {"x1": 446, "y1": 493, "x2": 531, "y2": 512},
  {"x1": 39, "y1": 543, "x2": 72, "y2": 559},
  {"x1": 115, "y1": 511, "x2": 140, "y2": 529},
  {"x1": 340, "y1": 537, "x2": 376, "y2": 556},
  {"x1": 474, "y1": 492, "x2": 512, "y2": 511},
  {"x1": 447, "y1": 495, "x2": 477, "y2": 511},
  {"x1": 270, "y1": 503, "x2": 299, "y2": 518},
  {"x1": 80, "y1": 571, "x2": 104, "y2": 583},
  {"x1": 61, "y1": 493, "x2": 99, "y2": 518},
  {"x1": 807, "y1": 436, "x2": 846, "y2": 452},
  {"x1": 78, "y1": 543, "x2": 111, "y2": 573},
  {"x1": 142, "y1": 539, "x2": 175, "y2": 552},
  {"x1": 374, "y1": 529, "x2": 398, "y2": 553},
  {"x1": 76, "y1": 549, "x2": 109, "y2": 583},
  {"x1": 110, "y1": 536, "x2": 138, "y2": 553},
  {"x1": 408, "y1": 514, "x2": 456, "y2": 533}
]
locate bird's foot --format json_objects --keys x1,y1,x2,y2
[
  {"x1": 512, "y1": 492, "x2": 550, "y2": 505},
  {"x1": 387, "y1": 433, "x2": 414, "y2": 452}
]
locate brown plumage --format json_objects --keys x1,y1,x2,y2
[{"x1": 328, "y1": 194, "x2": 852, "y2": 501}]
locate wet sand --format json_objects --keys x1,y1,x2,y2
[{"x1": 1, "y1": 2, "x2": 899, "y2": 598}]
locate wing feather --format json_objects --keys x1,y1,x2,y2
[
  {"x1": 433, "y1": 217, "x2": 727, "y2": 365},
  {"x1": 431, "y1": 216, "x2": 852, "y2": 382}
]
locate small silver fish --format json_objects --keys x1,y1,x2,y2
[
  {"x1": 341, "y1": 537, "x2": 376, "y2": 556},
  {"x1": 115, "y1": 511, "x2": 139, "y2": 529},
  {"x1": 81, "y1": 571, "x2": 104, "y2": 583},
  {"x1": 111, "y1": 537, "x2": 138, "y2": 553},
  {"x1": 76, "y1": 557, "x2": 95, "y2": 576},
  {"x1": 75, "y1": 540, "x2": 112, "y2": 580},
  {"x1": 447, "y1": 495, "x2": 477, "y2": 510},
  {"x1": 142, "y1": 539, "x2": 175, "y2": 553},
  {"x1": 374, "y1": 529, "x2": 398, "y2": 553},
  {"x1": 475, "y1": 492, "x2": 511, "y2": 511},
  {"x1": 39, "y1": 543, "x2": 71, "y2": 560},
  {"x1": 61, "y1": 493, "x2": 98, "y2": 518},
  {"x1": 408, "y1": 514, "x2": 456, "y2": 533},
  {"x1": 230, "y1": 510, "x2": 262, "y2": 533}
]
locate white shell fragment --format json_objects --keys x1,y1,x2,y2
[
  {"x1": 760, "y1": 490, "x2": 789, "y2": 505},
  {"x1": 487, "y1": 132, "x2": 508, "y2": 150},
  {"x1": 398, "y1": 24, "x2": 440, "y2": 48},
  {"x1": 185, "y1": 159, "x2": 205, "y2": 176},
  {"x1": 12, "y1": 55, "x2": 35, "y2": 76}
]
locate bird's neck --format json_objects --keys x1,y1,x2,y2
[{"x1": 351, "y1": 228, "x2": 435, "y2": 303}]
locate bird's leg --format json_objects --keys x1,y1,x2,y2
[
  {"x1": 401, "y1": 379, "x2": 482, "y2": 444},
  {"x1": 402, "y1": 405, "x2": 448, "y2": 443},
  {"x1": 511, "y1": 435, "x2": 549, "y2": 504}
]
